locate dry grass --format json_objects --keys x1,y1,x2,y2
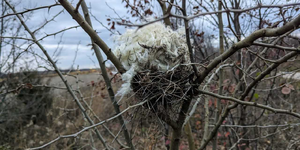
[
  {"x1": 3, "y1": 63, "x2": 300, "y2": 149},
  {"x1": 1, "y1": 68, "x2": 174, "y2": 150}
]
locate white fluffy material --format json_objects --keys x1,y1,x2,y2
[
  {"x1": 113, "y1": 22, "x2": 190, "y2": 97},
  {"x1": 116, "y1": 64, "x2": 137, "y2": 98}
]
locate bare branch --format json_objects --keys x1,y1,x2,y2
[
  {"x1": 80, "y1": 1, "x2": 135, "y2": 149},
  {"x1": 253, "y1": 41, "x2": 300, "y2": 51},
  {"x1": 119, "y1": 3, "x2": 300, "y2": 27},
  {"x1": 240, "y1": 51, "x2": 298, "y2": 100},
  {"x1": 0, "y1": 3, "x2": 60, "y2": 19},
  {"x1": 199, "y1": 89, "x2": 300, "y2": 118},
  {"x1": 211, "y1": 123, "x2": 300, "y2": 128},
  {"x1": 182, "y1": 0, "x2": 198, "y2": 76},
  {"x1": 195, "y1": 13, "x2": 300, "y2": 85},
  {"x1": 58, "y1": 0, "x2": 126, "y2": 73},
  {"x1": 28, "y1": 100, "x2": 147, "y2": 150},
  {"x1": 75, "y1": 0, "x2": 83, "y2": 12},
  {"x1": 199, "y1": 51, "x2": 299, "y2": 150}
]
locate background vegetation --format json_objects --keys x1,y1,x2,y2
[{"x1": 1, "y1": 0, "x2": 300, "y2": 150}]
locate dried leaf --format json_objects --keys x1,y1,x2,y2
[
  {"x1": 145, "y1": 8, "x2": 153, "y2": 15},
  {"x1": 281, "y1": 87, "x2": 291, "y2": 95},
  {"x1": 208, "y1": 99, "x2": 213, "y2": 107},
  {"x1": 214, "y1": 99, "x2": 217, "y2": 107},
  {"x1": 110, "y1": 21, "x2": 115, "y2": 30},
  {"x1": 165, "y1": 140, "x2": 171, "y2": 145},
  {"x1": 222, "y1": 120, "x2": 227, "y2": 124},
  {"x1": 26, "y1": 83, "x2": 33, "y2": 89},
  {"x1": 225, "y1": 132, "x2": 230, "y2": 137},
  {"x1": 223, "y1": 79, "x2": 230, "y2": 84},
  {"x1": 235, "y1": 69, "x2": 240, "y2": 76},
  {"x1": 286, "y1": 83, "x2": 295, "y2": 90},
  {"x1": 228, "y1": 84, "x2": 236, "y2": 93}
]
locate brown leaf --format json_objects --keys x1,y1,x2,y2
[
  {"x1": 110, "y1": 21, "x2": 115, "y2": 30},
  {"x1": 223, "y1": 79, "x2": 230, "y2": 84},
  {"x1": 235, "y1": 69, "x2": 240, "y2": 76},
  {"x1": 208, "y1": 99, "x2": 213, "y2": 107},
  {"x1": 281, "y1": 87, "x2": 291, "y2": 95},
  {"x1": 214, "y1": 99, "x2": 217, "y2": 107},
  {"x1": 145, "y1": 8, "x2": 153, "y2": 15},
  {"x1": 225, "y1": 131, "x2": 230, "y2": 137},
  {"x1": 286, "y1": 83, "x2": 295, "y2": 90},
  {"x1": 228, "y1": 84, "x2": 236, "y2": 93},
  {"x1": 26, "y1": 83, "x2": 33, "y2": 89}
]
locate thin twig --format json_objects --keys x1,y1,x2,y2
[
  {"x1": 0, "y1": 3, "x2": 60, "y2": 19},
  {"x1": 28, "y1": 100, "x2": 147, "y2": 150}
]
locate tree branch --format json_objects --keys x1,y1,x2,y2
[
  {"x1": 58, "y1": 0, "x2": 126, "y2": 73},
  {"x1": 80, "y1": 1, "x2": 134, "y2": 149},
  {"x1": 253, "y1": 41, "x2": 300, "y2": 51},
  {"x1": 0, "y1": 3, "x2": 60, "y2": 19},
  {"x1": 198, "y1": 89, "x2": 300, "y2": 118},
  {"x1": 195, "y1": 14, "x2": 300, "y2": 85}
]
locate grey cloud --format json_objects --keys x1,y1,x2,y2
[{"x1": 11, "y1": 0, "x2": 129, "y2": 70}]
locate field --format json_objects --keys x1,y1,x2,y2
[
  {"x1": 2, "y1": 65, "x2": 300, "y2": 150},
  {"x1": 0, "y1": 69, "x2": 172, "y2": 150}
]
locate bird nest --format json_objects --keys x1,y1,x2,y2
[{"x1": 131, "y1": 65, "x2": 193, "y2": 120}]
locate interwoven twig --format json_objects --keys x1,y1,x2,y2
[{"x1": 131, "y1": 65, "x2": 192, "y2": 121}]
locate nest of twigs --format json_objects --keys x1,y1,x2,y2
[{"x1": 131, "y1": 65, "x2": 193, "y2": 121}]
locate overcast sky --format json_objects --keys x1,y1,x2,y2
[{"x1": 7, "y1": 0, "x2": 131, "y2": 71}]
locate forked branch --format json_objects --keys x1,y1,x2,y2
[{"x1": 58, "y1": 0, "x2": 126, "y2": 73}]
